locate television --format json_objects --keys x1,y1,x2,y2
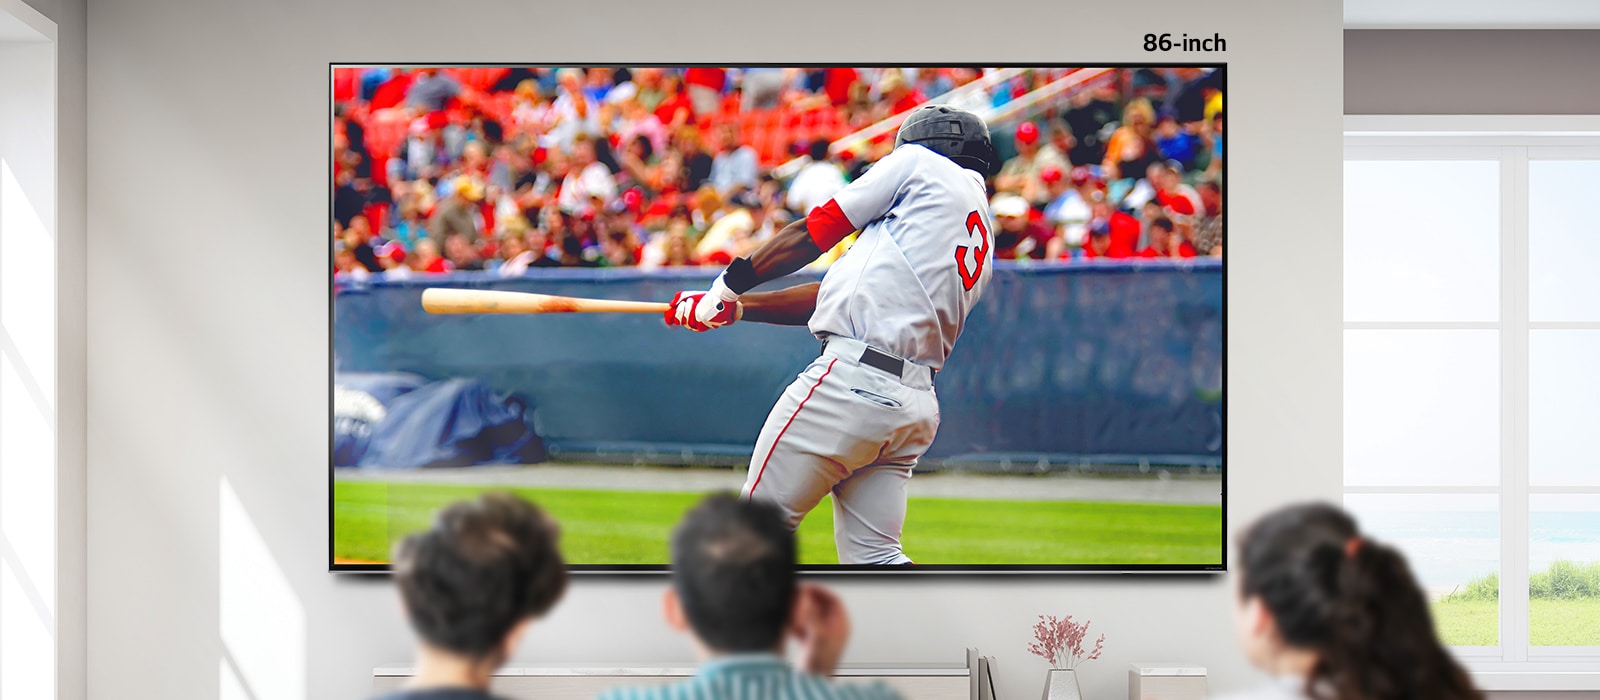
[{"x1": 330, "y1": 64, "x2": 1224, "y2": 572}]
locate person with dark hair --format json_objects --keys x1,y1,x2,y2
[
  {"x1": 556, "y1": 134, "x2": 617, "y2": 215},
  {"x1": 376, "y1": 492, "x2": 568, "y2": 700},
  {"x1": 677, "y1": 127, "x2": 715, "y2": 191},
  {"x1": 1220, "y1": 502, "x2": 1481, "y2": 700},
  {"x1": 334, "y1": 171, "x2": 376, "y2": 228},
  {"x1": 1138, "y1": 217, "x2": 1195, "y2": 259},
  {"x1": 598, "y1": 494, "x2": 899, "y2": 700},
  {"x1": 557, "y1": 231, "x2": 599, "y2": 268}
]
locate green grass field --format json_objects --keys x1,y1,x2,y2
[
  {"x1": 334, "y1": 480, "x2": 1223, "y2": 566},
  {"x1": 1432, "y1": 599, "x2": 1600, "y2": 647},
  {"x1": 1432, "y1": 562, "x2": 1600, "y2": 647}
]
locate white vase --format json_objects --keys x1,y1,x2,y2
[{"x1": 1042, "y1": 668, "x2": 1083, "y2": 700}]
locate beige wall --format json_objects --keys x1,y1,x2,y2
[
  {"x1": 80, "y1": 3, "x2": 1343, "y2": 700},
  {"x1": 1345, "y1": 30, "x2": 1600, "y2": 114}
]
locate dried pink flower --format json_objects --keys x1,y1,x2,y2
[{"x1": 1026, "y1": 615, "x2": 1106, "y2": 669}]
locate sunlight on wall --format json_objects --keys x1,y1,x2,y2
[
  {"x1": 0, "y1": 154, "x2": 56, "y2": 698},
  {"x1": 0, "y1": 136, "x2": 56, "y2": 392},
  {"x1": 221, "y1": 656, "x2": 252, "y2": 700},
  {"x1": 220, "y1": 477, "x2": 306, "y2": 700},
  {"x1": 0, "y1": 556, "x2": 53, "y2": 698}
]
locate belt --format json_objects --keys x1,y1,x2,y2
[
  {"x1": 859, "y1": 345, "x2": 911, "y2": 377},
  {"x1": 820, "y1": 338, "x2": 935, "y2": 381}
]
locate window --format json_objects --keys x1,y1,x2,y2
[
  {"x1": 1, "y1": 23, "x2": 60, "y2": 700},
  {"x1": 1345, "y1": 120, "x2": 1600, "y2": 679}
]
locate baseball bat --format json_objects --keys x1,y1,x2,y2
[{"x1": 421, "y1": 288, "x2": 670, "y2": 315}]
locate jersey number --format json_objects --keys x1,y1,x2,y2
[{"x1": 955, "y1": 210, "x2": 989, "y2": 291}]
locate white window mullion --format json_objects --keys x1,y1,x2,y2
[{"x1": 1501, "y1": 146, "x2": 1531, "y2": 662}]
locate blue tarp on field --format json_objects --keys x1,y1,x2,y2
[
  {"x1": 333, "y1": 262, "x2": 1222, "y2": 468},
  {"x1": 333, "y1": 371, "x2": 542, "y2": 469}
]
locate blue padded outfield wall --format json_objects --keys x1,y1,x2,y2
[{"x1": 334, "y1": 262, "x2": 1222, "y2": 469}]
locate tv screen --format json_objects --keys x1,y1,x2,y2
[{"x1": 331, "y1": 64, "x2": 1224, "y2": 572}]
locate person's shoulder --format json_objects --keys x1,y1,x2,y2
[
  {"x1": 595, "y1": 683, "x2": 659, "y2": 700},
  {"x1": 597, "y1": 678, "x2": 695, "y2": 700},
  {"x1": 819, "y1": 678, "x2": 904, "y2": 700},
  {"x1": 874, "y1": 144, "x2": 946, "y2": 177},
  {"x1": 772, "y1": 669, "x2": 900, "y2": 700},
  {"x1": 370, "y1": 689, "x2": 506, "y2": 700}
]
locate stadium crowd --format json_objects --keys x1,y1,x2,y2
[{"x1": 332, "y1": 66, "x2": 1223, "y2": 280}]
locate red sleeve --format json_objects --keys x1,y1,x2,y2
[{"x1": 806, "y1": 199, "x2": 856, "y2": 250}]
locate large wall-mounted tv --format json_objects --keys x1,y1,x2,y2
[{"x1": 331, "y1": 64, "x2": 1224, "y2": 572}]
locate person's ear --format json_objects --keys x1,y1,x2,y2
[
  {"x1": 788, "y1": 583, "x2": 813, "y2": 632},
  {"x1": 662, "y1": 587, "x2": 690, "y2": 633},
  {"x1": 1243, "y1": 595, "x2": 1273, "y2": 636},
  {"x1": 500, "y1": 618, "x2": 533, "y2": 662}
]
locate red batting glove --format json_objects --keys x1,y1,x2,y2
[
  {"x1": 666, "y1": 290, "x2": 739, "y2": 332},
  {"x1": 665, "y1": 291, "x2": 702, "y2": 328}
]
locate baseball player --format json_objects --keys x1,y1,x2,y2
[{"x1": 665, "y1": 104, "x2": 998, "y2": 565}]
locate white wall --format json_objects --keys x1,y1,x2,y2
[{"x1": 83, "y1": 3, "x2": 1344, "y2": 700}]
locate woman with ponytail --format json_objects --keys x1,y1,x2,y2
[{"x1": 1220, "y1": 502, "x2": 1482, "y2": 700}]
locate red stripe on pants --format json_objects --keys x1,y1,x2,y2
[{"x1": 747, "y1": 358, "x2": 838, "y2": 498}]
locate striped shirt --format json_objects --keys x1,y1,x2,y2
[{"x1": 597, "y1": 655, "x2": 902, "y2": 700}]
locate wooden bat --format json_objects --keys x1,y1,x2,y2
[{"x1": 421, "y1": 288, "x2": 670, "y2": 315}]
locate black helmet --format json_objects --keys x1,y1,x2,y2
[{"x1": 894, "y1": 104, "x2": 998, "y2": 177}]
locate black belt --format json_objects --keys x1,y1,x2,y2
[
  {"x1": 859, "y1": 346, "x2": 907, "y2": 377},
  {"x1": 822, "y1": 339, "x2": 931, "y2": 378}
]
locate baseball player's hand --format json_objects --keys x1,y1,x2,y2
[
  {"x1": 665, "y1": 275, "x2": 742, "y2": 332},
  {"x1": 666, "y1": 290, "x2": 743, "y2": 331},
  {"x1": 790, "y1": 584, "x2": 851, "y2": 676}
]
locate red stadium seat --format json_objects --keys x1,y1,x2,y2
[
  {"x1": 333, "y1": 68, "x2": 359, "y2": 103},
  {"x1": 371, "y1": 156, "x2": 391, "y2": 188},
  {"x1": 369, "y1": 73, "x2": 413, "y2": 111},
  {"x1": 363, "y1": 108, "x2": 412, "y2": 159},
  {"x1": 482, "y1": 92, "x2": 515, "y2": 124},
  {"x1": 444, "y1": 67, "x2": 511, "y2": 93},
  {"x1": 363, "y1": 202, "x2": 390, "y2": 234},
  {"x1": 757, "y1": 135, "x2": 786, "y2": 166},
  {"x1": 777, "y1": 125, "x2": 800, "y2": 149}
]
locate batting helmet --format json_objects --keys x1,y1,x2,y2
[{"x1": 894, "y1": 104, "x2": 998, "y2": 177}]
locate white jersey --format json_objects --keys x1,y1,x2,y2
[{"x1": 807, "y1": 144, "x2": 994, "y2": 370}]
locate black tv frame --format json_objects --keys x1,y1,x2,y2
[{"x1": 328, "y1": 62, "x2": 1227, "y2": 575}]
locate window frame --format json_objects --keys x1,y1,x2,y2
[{"x1": 1343, "y1": 116, "x2": 1600, "y2": 688}]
